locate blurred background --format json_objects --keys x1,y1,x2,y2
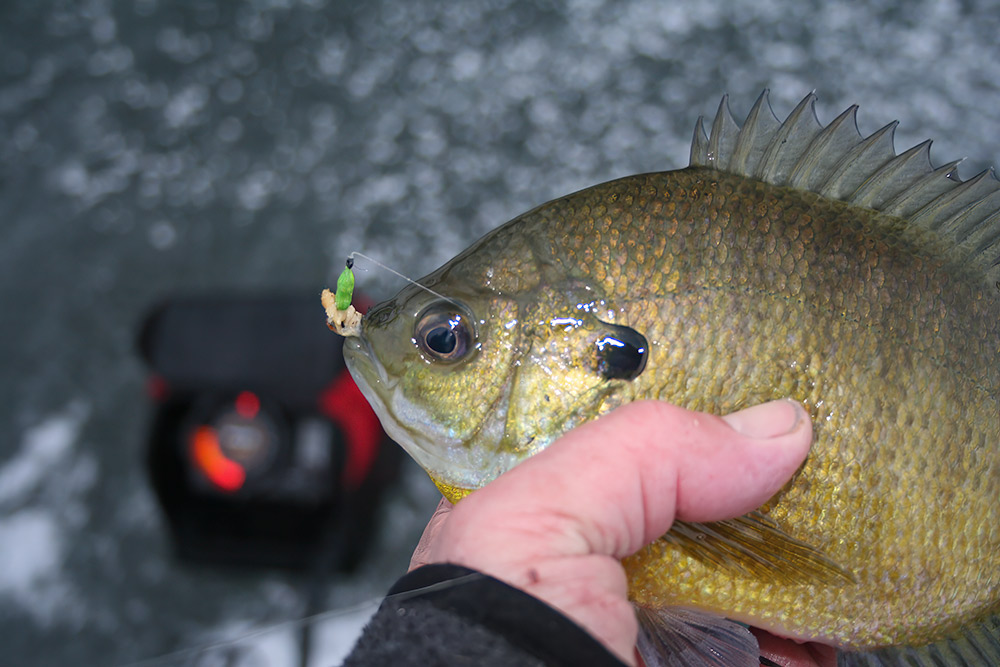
[{"x1": 2, "y1": 0, "x2": 998, "y2": 665}]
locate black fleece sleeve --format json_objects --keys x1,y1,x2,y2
[{"x1": 342, "y1": 563, "x2": 629, "y2": 667}]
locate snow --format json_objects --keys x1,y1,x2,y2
[{"x1": 0, "y1": 404, "x2": 89, "y2": 506}]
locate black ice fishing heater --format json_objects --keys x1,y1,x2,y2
[{"x1": 137, "y1": 293, "x2": 399, "y2": 571}]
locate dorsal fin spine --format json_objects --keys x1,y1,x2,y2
[
  {"x1": 965, "y1": 211, "x2": 1000, "y2": 256},
  {"x1": 729, "y1": 89, "x2": 780, "y2": 177},
  {"x1": 881, "y1": 160, "x2": 963, "y2": 219},
  {"x1": 754, "y1": 92, "x2": 821, "y2": 185},
  {"x1": 689, "y1": 116, "x2": 710, "y2": 168},
  {"x1": 818, "y1": 121, "x2": 898, "y2": 200},
  {"x1": 787, "y1": 104, "x2": 861, "y2": 191},
  {"x1": 707, "y1": 95, "x2": 739, "y2": 171},
  {"x1": 849, "y1": 140, "x2": 934, "y2": 210},
  {"x1": 910, "y1": 168, "x2": 1000, "y2": 231},
  {"x1": 940, "y1": 185, "x2": 1000, "y2": 237}
]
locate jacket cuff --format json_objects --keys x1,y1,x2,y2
[{"x1": 386, "y1": 563, "x2": 628, "y2": 666}]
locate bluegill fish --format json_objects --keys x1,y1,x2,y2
[{"x1": 328, "y1": 92, "x2": 1000, "y2": 666}]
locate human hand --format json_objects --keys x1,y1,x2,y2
[{"x1": 409, "y1": 399, "x2": 834, "y2": 666}]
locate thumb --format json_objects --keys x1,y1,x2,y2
[
  {"x1": 670, "y1": 398, "x2": 812, "y2": 524},
  {"x1": 457, "y1": 399, "x2": 812, "y2": 559}
]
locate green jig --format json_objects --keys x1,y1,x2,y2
[{"x1": 335, "y1": 258, "x2": 355, "y2": 310}]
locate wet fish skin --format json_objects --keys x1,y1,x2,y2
[{"x1": 342, "y1": 161, "x2": 1000, "y2": 650}]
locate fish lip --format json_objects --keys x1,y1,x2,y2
[
  {"x1": 343, "y1": 335, "x2": 399, "y2": 424},
  {"x1": 343, "y1": 334, "x2": 389, "y2": 387}
]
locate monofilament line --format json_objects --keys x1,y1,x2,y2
[
  {"x1": 349, "y1": 251, "x2": 458, "y2": 305},
  {"x1": 116, "y1": 574, "x2": 484, "y2": 667}
]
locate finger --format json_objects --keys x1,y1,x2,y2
[
  {"x1": 408, "y1": 497, "x2": 454, "y2": 571},
  {"x1": 752, "y1": 628, "x2": 837, "y2": 666},
  {"x1": 450, "y1": 399, "x2": 811, "y2": 560}
]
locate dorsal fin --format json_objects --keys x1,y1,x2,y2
[{"x1": 690, "y1": 91, "x2": 1000, "y2": 286}]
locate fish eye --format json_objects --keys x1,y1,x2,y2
[
  {"x1": 594, "y1": 324, "x2": 648, "y2": 381},
  {"x1": 414, "y1": 302, "x2": 477, "y2": 363}
]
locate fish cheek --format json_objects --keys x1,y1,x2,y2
[{"x1": 501, "y1": 317, "x2": 639, "y2": 454}]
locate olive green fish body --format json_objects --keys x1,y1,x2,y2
[
  {"x1": 341, "y1": 93, "x2": 1000, "y2": 661},
  {"x1": 560, "y1": 168, "x2": 1000, "y2": 648}
]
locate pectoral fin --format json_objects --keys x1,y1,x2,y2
[{"x1": 664, "y1": 511, "x2": 855, "y2": 585}]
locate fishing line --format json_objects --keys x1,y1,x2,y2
[
  {"x1": 131, "y1": 257, "x2": 459, "y2": 666},
  {"x1": 117, "y1": 573, "x2": 485, "y2": 667},
  {"x1": 348, "y1": 251, "x2": 459, "y2": 306}
]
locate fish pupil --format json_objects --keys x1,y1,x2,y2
[{"x1": 426, "y1": 326, "x2": 457, "y2": 354}]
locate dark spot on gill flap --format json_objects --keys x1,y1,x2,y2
[{"x1": 594, "y1": 321, "x2": 648, "y2": 381}]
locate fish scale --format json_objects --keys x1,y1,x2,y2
[{"x1": 332, "y1": 93, "x2": 1000, "y2": 665}]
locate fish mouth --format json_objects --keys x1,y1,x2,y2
[{"x1": 342, "y1": 336, "x2": 522, "y2": 491}]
